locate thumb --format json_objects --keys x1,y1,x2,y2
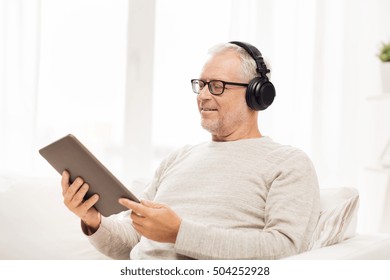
[{"x1": 141, "y1": 199, "x2": 164, "y2": 209}]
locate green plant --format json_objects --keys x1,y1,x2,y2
[{"x1": 378, "y1": 42, "x2": 390, "y2": 62}]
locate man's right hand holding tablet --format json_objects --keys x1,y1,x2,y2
[{"x1": 61, "y1": 170, "x2": 101, "y2": 235}]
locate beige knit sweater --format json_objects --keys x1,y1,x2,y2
[{"x1": 86, "y1": 137, "x2": 320, "y2": 259}]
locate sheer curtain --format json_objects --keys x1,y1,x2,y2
[
  {"x1": 0, "y1": 0, "x2": 41, "y2": 175},
  {"x1": 0, "y1": 0, "x2": 128, "y2": 178},
  {"x1": 34, "y1": 0, "x2": 128, "y2": 178}
]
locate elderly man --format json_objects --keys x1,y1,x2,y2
[{"x1": 61, "y1": 41, "x2": 320, "y2": 260}]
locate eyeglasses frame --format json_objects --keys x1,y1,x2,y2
[{"x1": 191, "y1": 79, "x2": 249, "y2": 95}]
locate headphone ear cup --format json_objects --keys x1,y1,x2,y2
[{"x1": 246, "y1": 77, "x2": 276, "y2": 111}]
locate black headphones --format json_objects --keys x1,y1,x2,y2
[{"x1": 229, "y1": 41, "x2": 276, "y2": 111}]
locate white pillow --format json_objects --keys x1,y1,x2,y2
[
  {"x1": 309, "y1": 187, "x2": 359, "y2": 249},
  {"x1": 0, "y1": 176, "x2": 109, "y2": 259}
]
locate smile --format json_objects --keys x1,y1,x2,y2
[{"x1": 201, "y1": 108, "x2": 218, "y2": 112}]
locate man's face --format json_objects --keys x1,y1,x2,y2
[{"x1": 197, "y1": 50, "x2": 255, "y2": 140}]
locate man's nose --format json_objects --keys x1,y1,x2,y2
[{"x1": 198, "y1": 85, "x2": 212, "y2": 99}]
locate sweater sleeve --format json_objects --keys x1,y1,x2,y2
[
  {"x1": 83, "y1": 210, "x2": 140, "y2": 259},
  {"x1": 174, "y1": 150, "x2": 320, "y2": 260}
]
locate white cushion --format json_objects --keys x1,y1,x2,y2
[
  {"x1": 287, "y1": 234, "x2": 390, "y2": 259},
  {"x1": 309, "y1": 187, "x2": 359, "y2": 249},
  {"x1": 0, "y1": 176, "x2": 109, "y2": 259}
]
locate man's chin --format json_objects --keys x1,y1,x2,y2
[{"x1": 201, "y1": 120, "x2": 220, "y2": 134}]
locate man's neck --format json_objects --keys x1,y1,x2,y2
[{"x1": 212, "y1": 128, "x2": 262, "y2": 142}]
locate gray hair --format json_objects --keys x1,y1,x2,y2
[{"x1": 208, "y1": 42, "x2": 271, "y2": 82}]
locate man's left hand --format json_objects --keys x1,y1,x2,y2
[{"x1": 119, "y1": 198, "x2": 182, "y2": 243}]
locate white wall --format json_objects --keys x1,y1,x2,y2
[{"x1": 337, "y1": 0, "x2": 390, "y2": 233}]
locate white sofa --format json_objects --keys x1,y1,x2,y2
[{"x1": 1, "y1": 174, "x2": 390, "y2": 260}]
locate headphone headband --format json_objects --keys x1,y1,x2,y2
[{"x1": 229, "y1": 41, "x2": 270, "y2": 76}]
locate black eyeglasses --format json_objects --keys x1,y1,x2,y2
[{"x1": 191, "y1": 79, "x2": 248, "y2": 95}]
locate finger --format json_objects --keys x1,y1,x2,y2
[
  {"x1": 119, "y1": 198, "x2": 147, "y2": 216},
  {"x1": 69, "y1": 183, "x2": 89, "y2": 208},
  {"x1": 64, "y1": 177, "x2": 84, "y2": 203},
  {"x1": 81, "y1": 194, "x2": 99, "y2": 211},
  {"x1": 61, "y1": 170, "x2": 70, "y2": 195},
  {"x1": 131, "y1": 221, "x2": 145, "y2": 236},
  {"x1": 141, "y1": 199, "x2": 164, "y2": 209},
  {"x1": 130, "y1": 210, "x2": 145, "y2": 222},
  {"x1": 118, "y1": 198, "x2": 137, "y2": 208}
]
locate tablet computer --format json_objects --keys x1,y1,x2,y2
[{"x1": 39, "y1": 134, "x2": 140, "y2": 217}]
